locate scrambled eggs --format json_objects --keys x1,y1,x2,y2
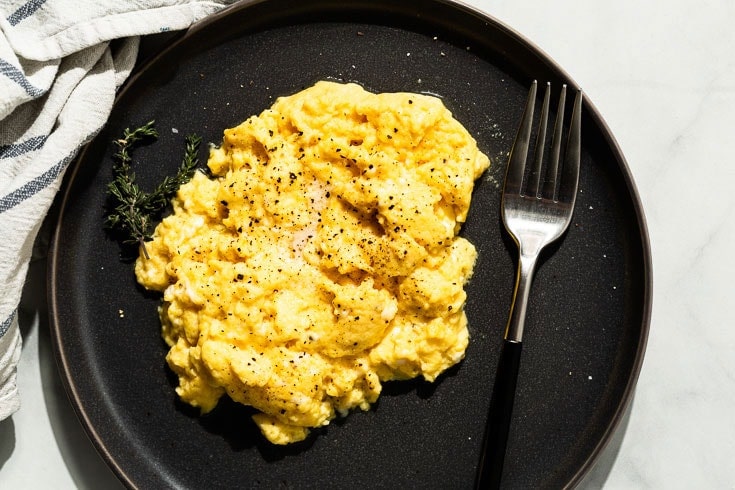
[{"x1": 135, "y1": 81, "x2": 490, "y2": 444}]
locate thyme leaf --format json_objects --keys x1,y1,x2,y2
[{"x1": 104, "y1": 120, "x2": 201, "y2": 259}]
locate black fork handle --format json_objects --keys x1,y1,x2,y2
[{"x1": 475, "y1": 339, "x2": 523, "y2": 489}]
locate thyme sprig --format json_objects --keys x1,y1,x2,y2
[{"x1": 104, "y1": 120, "x2": 201, "y2": 259}]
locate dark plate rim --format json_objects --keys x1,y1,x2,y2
[{"x1": 48, "y1": 0, "x2": 652, "y2": 488}]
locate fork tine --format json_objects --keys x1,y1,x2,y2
[
  {"x1": 527, "y1": 82, "x2": 551, "y2": 198},
  {"x1": 557, "y1": 88, "x2": 583, "y2": 204},
  {"x1": 504, "y1": 80, "x2": 537, "y2": 196},
  {"x1": 542, "y1": 85, "x2": 567, "y2": 199}
]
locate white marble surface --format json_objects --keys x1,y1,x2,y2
[{"x1": 3, "y1": 0, "x2": 735, "y2": 488}]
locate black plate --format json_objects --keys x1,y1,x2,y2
[{"x1": 48, "y1": 0, "x2": 651, "y2": 488}]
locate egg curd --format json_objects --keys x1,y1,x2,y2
[{"x1": 135, "y1": 81, "x2": 490, "y2": 444}]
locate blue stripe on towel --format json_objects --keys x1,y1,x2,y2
[
  {"x1": 0, "y1": 150, "x2": 75, "y2": 213},
  {"x1": 0, "y1": 309, "x2": 15, "y2": 338},
  {"x1": 6, "y1": 0, "x2": 48, "y2": 26},
  {"x1": 0, "y1": 135, "x2": 48, "y2": 160},
  {"x1": 0, "y1": 59, "x2": 45, "y2": 98}
]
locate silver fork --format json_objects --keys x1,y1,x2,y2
[{"x1": 475, "y1": 80, "x2": 583, "y2": 489}]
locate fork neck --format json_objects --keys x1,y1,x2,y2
[{"x1": 504, "y1": 253, "x2": 539, "y2": 343}]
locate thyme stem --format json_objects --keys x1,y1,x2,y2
[{"x1": 104, "y1": 120, "x2": 201, "y2": 258}]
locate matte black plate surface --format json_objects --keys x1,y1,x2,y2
[{"x1": 49, "y1": 0, "x2": 651, "y2": 488}]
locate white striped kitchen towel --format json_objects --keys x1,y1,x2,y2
[{"x1": 0, "y1": 0, "x2": 233, "y2": 421}]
